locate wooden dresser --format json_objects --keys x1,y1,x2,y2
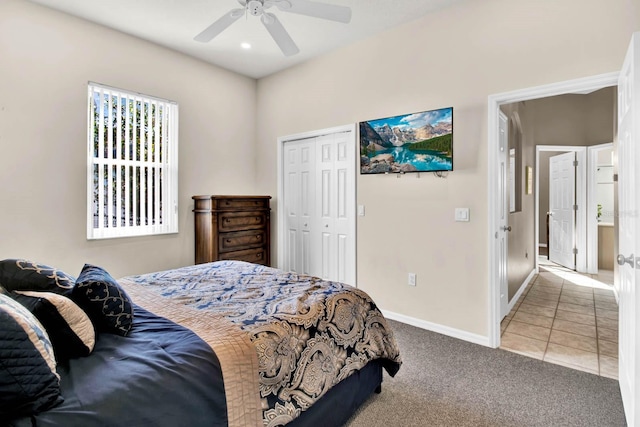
[{"x1": 192, "y1": 195, "x2": 271, "y2": 266}]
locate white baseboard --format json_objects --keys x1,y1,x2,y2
[
  {"x1": 381, "y1": 310, "x2": 490, "y2": 347},
  {"x1": 508, "y1": 268, "x2": 537, "y2": 312}
]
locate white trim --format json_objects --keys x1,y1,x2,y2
[
  {"x1": 381, "y1": 310, "x2": 491, "y2": 347},
  {"x1": 535, "y1": 146, "x2": 587, "y2": 273},
  {"x1": 587, "y1": 143, "x2": 614, "y2": 274},
  {"x1": 487, "y1": 71, "x2": 618, "y2": 348},
  {"x1": 276, "y1": 124, "x2": 357, "y2": 282},
  {"x1": 507, "y1": 268, "x2": 537, "y2": 313}
]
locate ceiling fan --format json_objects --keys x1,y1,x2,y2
[{"x1": 194, "y1": 0, "x2": 352, "y2": 57}]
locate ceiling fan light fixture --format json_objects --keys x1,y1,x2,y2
[
  {"x1": 196, "y1": 0, "x2": 351, "y2": 56},
  {"x1": 241, "y1": 42, "x2": 252, "y2": 49},
  {"x1": 247, "y1": 0, "x2": 264, "y2": 16}
]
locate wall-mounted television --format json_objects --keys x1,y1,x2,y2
[{"x1": 359, "y1": 107, "x2": 453, "y2": 174}]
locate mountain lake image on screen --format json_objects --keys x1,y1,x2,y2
[{"x1": 359, "y1": 107, "x2": 453, "y2": 174}]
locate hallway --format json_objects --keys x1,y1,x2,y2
[{"x1": 500, "y1": 258, "x2": 618, "y2": 378}]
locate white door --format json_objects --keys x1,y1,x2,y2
[
  {"x1": 498, "y1": 112, "x2": 509, "y2": 318},
  {"x1": 282, "y1": 139, "x2": 315, "y2": 275},
  {"x1": 316, "y1": 132, "x2": 356, "y2": 285},
  {"x1": 279, "y1": 125, "x2": 357, "y2": 286},
  {"x1": 549, "y1": 152, "x2": 576, "y2": 269},
  {"x1": 617, "y1": 32, "x2": 640, "y2": 427}
]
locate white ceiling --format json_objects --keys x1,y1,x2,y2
[{"x1": 26, "y1": 0, "x2": 465, "y2": 79}]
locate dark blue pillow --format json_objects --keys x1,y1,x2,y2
[
  {"x1": 72, "y1": 264, "x2": 134, "y2": 336},
  {"x1": 0, "y1": 259, "x2": 75, "y2": 296},
  {"x1": 0, "y1": 289, "x2": 63, "y2": 417}
]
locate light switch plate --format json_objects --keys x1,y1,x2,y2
[
  {"x1": 358, "y1": 205, "x2": 365, "y2": 216},
  {"x1": 455, "y1": 208, "x2": 470, "y2": 222}
]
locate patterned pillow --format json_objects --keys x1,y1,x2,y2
[
  {"x1": 0, "y1": 290, "x2": 63, "y2": 417},
  {"x1": 72, "y1": 264, "x2": 134, "y2": 336},
  {"x1": 12, "y1": 291, "x2": 96, "y2": 360},
  {"x1": 0, "y1": 259, "x2": 75, "y2": 296}
]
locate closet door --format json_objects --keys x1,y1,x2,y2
[
  {"x1": 283, "y1": 139, "x2": 316, "y2": 275},
  {"x1": 316, "y1": 132, "x2": 355, "y2": 284}
]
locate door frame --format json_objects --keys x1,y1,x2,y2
[
  {"x1": 498, "y1": 111, "x2": 509, "y2": 319},
  {"x1": 535, "y1": 146, "x2": 587, "y2": 272},
  {"x1": 276, "y1": 123, "x2": 357, "y2": 283},
  {"x1": 487, "y1": 72, "x2": 618, "y2": 348},
  {"x1": 586, "y1": 143, "x2": 615, "y2": 275}
]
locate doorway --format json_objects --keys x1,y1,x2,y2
[
  {"x1": 535, "y1": 146, "x2": 588, "y2": 273},
  {"x1": 487, "y1": 72, "x2": 619, "y2": 348}
]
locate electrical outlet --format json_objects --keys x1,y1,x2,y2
[{"x1": 408, "y1": 273, "x2": 416, "y2": 286}]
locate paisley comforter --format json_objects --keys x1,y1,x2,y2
[{"x1": 119, "y1": 261, "x2": 402, "y2": 427}]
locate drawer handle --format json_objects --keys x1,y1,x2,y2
[
  {"x1": 256, "y1": 253, "x2": 262, "y2": 259},
  {"x1": 255, "y1": 235, "x2": 260, "y2": 240},
  {"x1": 224, "y1": 218, "x2": 230, "y2": 223},
  {"x1": 226, "y1": 239, "x2": 231, "y2": 243}
]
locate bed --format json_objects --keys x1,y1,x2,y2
[{"x1": 1, "y1": 259, "x2": 401, "y2": 427}]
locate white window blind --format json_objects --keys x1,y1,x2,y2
[{"x1": 87, "y1": 82, "x2": 179, "y2": 239}]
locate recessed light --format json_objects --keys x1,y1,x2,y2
[{"x1": 241, "y1": 42, "x2": 251, "y2": 50}]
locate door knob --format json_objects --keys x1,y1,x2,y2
[
  {"x1": 502, "y1": 225, "x2": 512, "y2": 232},
  {"x1": 325, "y1": 224, "x2": 329, "y2": 228},
  {"x1": 617, "y1": 253, "x2": 639, "y2": 268}
]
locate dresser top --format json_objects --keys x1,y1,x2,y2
[{"x1": 192, "y1": 195, "x2": 271, "y2": 200}]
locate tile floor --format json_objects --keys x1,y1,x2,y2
[{"x1": 500, "y1": 257, "x2": 618, "y2": 379}]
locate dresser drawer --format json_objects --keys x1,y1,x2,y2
[
  {"x1": 219, "y1": 230, "x2": 266, "y2": 252},
  {"x1": 216, "y1": 198, "x2": 269, "y2": 211},
  {"x1": 194, "y1": 195, "x2": 271, "y2": 266},
  {"x1": 218, "y1": 212, "x2": 267, "y2": 232},
  {"x1": 219, "y1": 247, "x2": 267, "y2": 265}
]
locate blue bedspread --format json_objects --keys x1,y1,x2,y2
[
  {"x1": 121, "y1": 261, "x2": 402, "y2": 426},
  {"x1": 8, "y1": 305, "x2": 227, "y2": 427}
]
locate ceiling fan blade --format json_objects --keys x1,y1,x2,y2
[
  {"x1": 261, "y1": 13, "x2": 299, "y2": 57},
  {"x1": 274, "y1": 0, "x2": 351, "y2": 24},
  {"x1": 194, "y1": 8, "x2": 245, "y2": 42}
]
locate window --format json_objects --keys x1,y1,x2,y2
[{"x1": 87, "y1": 82, "x2": 178, "y2": 239}]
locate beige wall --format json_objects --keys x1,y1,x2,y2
[
  {"x1": 255, "y1": 0, "x2": 638, "y2": 337},
  {"x1": 0, "y1": 0, "x2": 257, "y2": 278}
]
